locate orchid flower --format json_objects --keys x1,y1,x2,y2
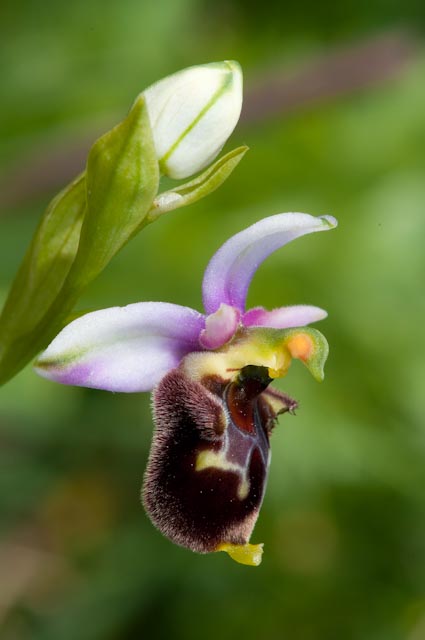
[{"x1": 35, "y1": 212, "x2": 337, "y2": 566}]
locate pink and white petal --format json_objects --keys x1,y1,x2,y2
[
  {"x1": 243, "y1": 305, "x2": 327, "y2": 329},
  {"x1": 199, "y1": 303, "x2": 240, "y2": 349},
  {"x1": 35, "y1": 302, "x2": 205, "y2": 392},
  {"x1": 202, "y1": 212, "x2": 337, "y2": 314}
]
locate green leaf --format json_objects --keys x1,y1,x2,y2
[
  {"x1": 148, "y1": 145, "x2": 248, "y2": 219},
  {"x1": 0, "y1": 95, "x2": 159, "y2": 385},
  {"x1": 68, "y1": 94, "x2": 160, "y2": 288},
  {"x1": 0, "y1": 174, "x2": 86, "y2": 383}
]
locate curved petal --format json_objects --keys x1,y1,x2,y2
[
  {"x1": 243, "y1": 305, "x2": 327, "y2": 329},
  {"x1": 35, "y1": 302, "x2": 205, "y2": 392},
  {"x1": 202, "y1": 212, "x2": 337, "y2": 314}
]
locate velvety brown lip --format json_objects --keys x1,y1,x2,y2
[{"x1": 142, "y1": 363, "x2": 296, "y2": 555}]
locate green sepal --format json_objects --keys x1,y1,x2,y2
[
  {"x1": 148, "y1": 146, "x2": 248, "y2": 220},
  {"x1": 0, "y1": 174, "x2": 86, "y2": 384},
  {"x1": 68, "y1": 94, "x2": 160, "y2": 288},
  {"x1": 0, "y1": 95, "x2": 160, "y2": 385}
]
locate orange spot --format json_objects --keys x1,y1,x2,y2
[{"x1": 287, "y1": 334, "x2": 313, "y2": 362}]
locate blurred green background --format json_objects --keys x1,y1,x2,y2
[{"x1": 1, "y1": 1, "x2": 425, "y2": 639}]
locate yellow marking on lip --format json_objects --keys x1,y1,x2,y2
[
  {"x1": 195, "y1": 450, "x2": 249, "y2": 500},
  {"x1": 216, "y1": 542, "x2": 264, "y2": 566}
]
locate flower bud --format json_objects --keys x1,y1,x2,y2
[{"x1": 143, "y1": 61, "x2": 243, "y2": 179}]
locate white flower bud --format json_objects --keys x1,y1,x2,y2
[{"x1": 144, "y1": 61, "x2": 243, "y2": 180}]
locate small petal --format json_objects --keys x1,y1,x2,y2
[
  {"x1": 202, "y1": 212, "x2": 337, "y2": 315},
  {"x1": 199, "y1": 303, "x2": 240, "y2": 350},
  {"x1": 144, "y1": 61, "x2": 243, "y2": 179},
  {"x1": 35, "y1": 302, "x2": 205, "y2": 392},
  {"x1": 243, "y1": 304, "x2": 327, "y2": 329}
]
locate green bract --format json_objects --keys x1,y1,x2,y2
[
  {"x1": 69, "y1": 94, "x2": 159, "y2": 289},
  {"x1": 0, "y1": 175, "x2": 86, "y2": 383},
  {"x1": 148, "y1": 146, "x2": 248, "y2": 220}
]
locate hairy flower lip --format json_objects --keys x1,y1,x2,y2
[
  {"x1": 143, "y1": 356, "x2": 298, "y2": 560},
  {"x1": 143, "y1": 362, "x2": 277, "y2": 555}
]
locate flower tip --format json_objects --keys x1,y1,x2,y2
[
  {"x1": 224, "y1": 59, "x2": 242, "y2": 77},
  {"x1": 224, "y1": 59, "x2": 241, "y2": 68},
  {"x1": 210, "y1": 59, "x2": 242, "y2": 81},
  {"x1": 284, "y1": 328, "x2": 329, "y2": 383},
  {"x1": 217, "y1": 542, "x2": 264, "y2": 567},
  {"x1": 311, "y1": 364, "x2": 325, "y2": 383},
  {"x1": 33, "y1": 357, "x2": 50, "y2": 377},
  {"x1": 33, "y1": 351, "x2": 62, "y2": 380},
  {"x1": 33, "y1": 353, "x2": 80, "y2": 387},
  {"x1": 320, "y1": 214, "x2": 338, "y2": 229}
]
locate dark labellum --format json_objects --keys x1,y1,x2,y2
[{"x1": 142, "y1": 364, "x2": 297, "y2": 554}]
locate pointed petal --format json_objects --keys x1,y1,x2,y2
[
  {"x1": 202, "y1": 212, "x2": 337, "y2": 314},
  {"x1": 35, "y1": 302, "x2": 205, "y2": 392},
  {"x1": 243, "y1": 304, "x2": 327, "y2": 329},
  {"x1": 199, "y1": 303, "x2": 241, "y2": 349}
]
